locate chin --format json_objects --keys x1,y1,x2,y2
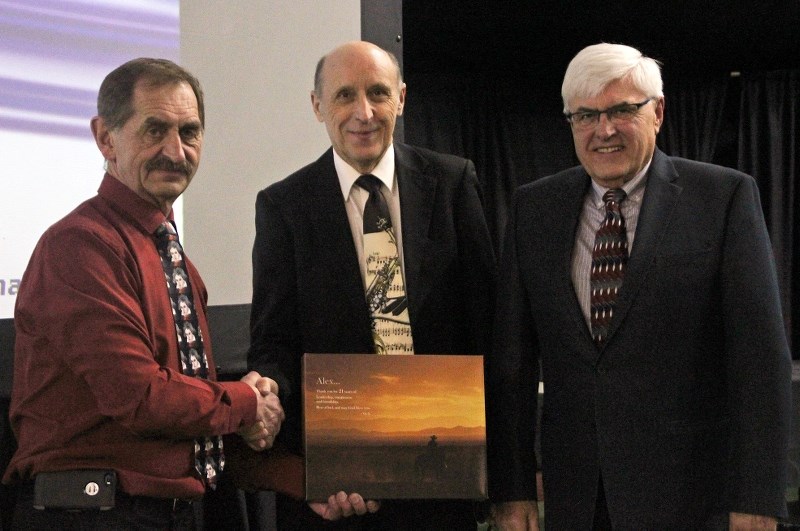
[
  {"x1": 590, "y1": 174, "x2": 626, "y2": 188},
  {"x1": 152, "y1": 184, "x2": 186, "y2": 201}
]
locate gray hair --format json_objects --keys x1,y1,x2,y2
[{"x1": 561, "y1": 43, "x2": 663, "y2": 113}]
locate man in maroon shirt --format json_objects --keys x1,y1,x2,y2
[{"x1": 3, "y1": 58, "x2": 284, "y2": 529}]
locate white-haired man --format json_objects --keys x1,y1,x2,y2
[{"x1": 487, "y1": 43, "x2": 791, "y2": 530}]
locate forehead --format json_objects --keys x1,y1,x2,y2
[
  {"x1": 129, "y1": 81, "x2": 200, "y2": 123},
  {"x1": 321, "y1": 48, "x2": 398, "y2": 94},
  {"x1": 570, "y1": 78, "x2": 647, "y2": 110}
]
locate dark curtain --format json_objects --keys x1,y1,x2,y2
[
  {"x1": 1, "y1": 320, "x2": 16, "y2": 531},
  {"x1": 404, "y1": 69, "x2": 799, "y2": 358},
  {"x1": 737, "y1": 70, "x2": 799, "y2": 356},
  {"x1": 404, "y1": 73, "x2": 576, "y2": 255},
  {"x1": 658, "y1": 75, "x2": 732, "y2": 163}
]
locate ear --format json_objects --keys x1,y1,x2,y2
[
  {"x1": 311, "y1": 90, "x2": 324, "y2": 123},
  {"x1": 653, "y1": 97, "x2": 665, "y2": 133},
  {"x1": 396, "y1": 82, "x2": 407, "y2": 116},
  {"x1": 91, "y1": 116, "x2": 116, "y2": 161}
]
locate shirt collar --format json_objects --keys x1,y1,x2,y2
[
  {"x1": 97, "y1": 173, "x2": 174, "y2": 234},
  {"x1": 589, "y1": 156, "x2": 651, "y2": 207},
  {"x1": 335, "y1": 145, "x2": 396, "y2": 200}
]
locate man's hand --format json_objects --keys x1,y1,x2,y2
[
  {"x1": 239, "y1": 371, "x2": 285, "y2": 451},
  {"x1": 729, "y1": 512, "x2": 777, "y2": 531},
  {"x1": 308, "y1": 491, "x2": 380, "y2": 521},
  {"x1": 237, "y1": 420, "x2": 271, "y2": 450},
  {"x1": 490, "y1": 500, "x2": 540, "y2": 531}
]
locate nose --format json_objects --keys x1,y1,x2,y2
[
  {"x1": 161, "y1": 129, "x2": 187, "y2": 161},
  {"x1": 353, "y1": 93, "x2": 374, "y2": 122},
  {"x1": 595, "y1": 113, "x2": 617, "y2": 138}
]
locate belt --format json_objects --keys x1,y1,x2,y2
[
  {"x1": 19, "y1": 479, "x2": 198, "y2": 513},
  {"x1": 115, "y1": 490, "x2": 197, "y2": 513}
]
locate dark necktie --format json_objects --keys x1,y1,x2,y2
[
  {"x1": 355, "y1": 174, "x2": 414, "y2": 355},
  {"x1": 590, "y1": 189, "x2": 628, "y2": 345},
  {"x1": 155, "y1": 220, "x2": 224, "y2": 489}
]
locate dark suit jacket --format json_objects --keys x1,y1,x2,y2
[
  {"x1": 246, "y1": 144, "x2": 495, "y2": 498},
  {"x1": 487, "y1": 149, "x2": 792, "y2": 529}
]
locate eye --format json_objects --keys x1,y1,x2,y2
[
  {"x1": 335, "y1": 89, "x2": 354, "y2": 101},
  {"x1": 146, "y1": 124, "x2": 166, "y2": 138},
  {"x1": 575, "y1": 111, "x2": 598, "y2": 125},
  {"x1": 609, "y1": 105, "x2": 637, "y2": 120},
  {"x1": 180, "y1": 126, "x2": 202, "y2": 142}
]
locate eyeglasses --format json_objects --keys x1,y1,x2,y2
[{"x1": 565, "y1": 98, "x2": 653, "y2": 129}]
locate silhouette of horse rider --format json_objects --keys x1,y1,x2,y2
[{"x1": 414, "y1": 435, "x2": 447, "y2": 482}]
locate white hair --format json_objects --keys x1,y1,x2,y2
[{"x1": 561, "y1": 43, "x2": 663, "y2": 113}]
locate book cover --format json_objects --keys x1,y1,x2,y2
[{"x1": 302, "y1": 353, "x2": 487, "y2": 501}]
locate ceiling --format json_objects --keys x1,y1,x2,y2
[{"x1": 403, "y1": 0, "x2": 800, "y2": 83}]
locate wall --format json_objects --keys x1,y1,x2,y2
[{"x1": 180, "y1": 0, "x2": 360, "y2": 305}]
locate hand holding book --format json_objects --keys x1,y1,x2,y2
[{"x1": 309, "y1": 491, "x2": 381, "y2": 520}]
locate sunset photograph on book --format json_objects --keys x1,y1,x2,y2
[{"x1": 302, "y1": 353, "x2": 487, "y2": 501}]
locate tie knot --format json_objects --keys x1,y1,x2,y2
[
  {"x1": 156, "y1": 220, "x2": 178, "y2": 242},
  {"x1": 355, "y1": 174, "x2": 383, "y2": 196},
  {"x1": 603, "y1": 188, "x2": 626, "y2": 206}
]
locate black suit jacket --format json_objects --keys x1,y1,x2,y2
[
  {"x1": 249, "y1": 143, "x2": 496, "y2": 456},
  {"x1": 487, "y1": 149, "x2": 792, "y2": 528}
]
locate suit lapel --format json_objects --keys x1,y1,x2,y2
[
  {"x1": 307, "y1": 150, "x2": 371, "y2": 317},
  {"x1": 394, "y1": 145, "x2": 435, "y2": 319},
  {"x1": 554, "y1": 171, "x2": 599, "y2": 349},
  {"x1": 605, "y1": 149, "x2": 683, "y2": 343}
]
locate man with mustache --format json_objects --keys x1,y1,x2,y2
[{"x1": 3, "y1": 58, "x2": 284, "y2": 530}]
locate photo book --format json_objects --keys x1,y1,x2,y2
[{"x1": 302, "y1": 353, "x2": 487, "y2": 501}]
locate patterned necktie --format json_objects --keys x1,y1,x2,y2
[
  {"x1": 155, "y1": 220, "x2": 224, "y2": 489},
  {"x1": 356, "y1": 174, "x2": 414, "y2": 355},
  {"x1": 590, "y1": 189, "x2": 628, "y2": 345}
]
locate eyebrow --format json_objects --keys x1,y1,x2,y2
[
  {"x1": 333, "y1": 84, "x2": 355, "y2": 95},
  {"x1": 141, "y1": 116, "x2": 202, "y2": 131},
  {"x1": 141, "y1": 116, "x2": 168, "y2": 129},
  {"x1": 575, "y1": 101, "x2": 638, "y2": 112},
  {"x1": 332, "y1": 83, "x2": 393, "y2": 96}
]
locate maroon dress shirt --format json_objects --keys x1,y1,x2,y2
[{"x1": 3, "y1": 174, "x2": 257, "y2": 499}]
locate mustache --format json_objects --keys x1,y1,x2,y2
[{"x1": 145, "y1": 156, "x2": 194, "y2": 176}]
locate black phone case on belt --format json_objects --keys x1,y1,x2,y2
[{"x1": 33, "y1": 469, "x2": 116, "y2": 510}]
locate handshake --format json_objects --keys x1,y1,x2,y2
[{"x1": 237, "y1": 371, "x2": 285, "y2": 451}]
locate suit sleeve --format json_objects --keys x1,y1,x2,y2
[
  {"x1": 721, "y1": 175, "x2": 792, "y2": 516},
  {"x1": 248, "y1": 189, "x2": 304, "y2": 453},
  {"x1": 455, "y1": 159, "x2": 497, "y2": 356},
  {"x1": 486, "y1": 192, "x2": 540, "y2": 502}
]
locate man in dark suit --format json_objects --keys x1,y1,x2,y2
[
  {"x1": 244, "y1": 41, "x2": 495, "y2": 530},
  {"x1": 487, "y1": 43, "x2": 792, "y2": 530}
]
